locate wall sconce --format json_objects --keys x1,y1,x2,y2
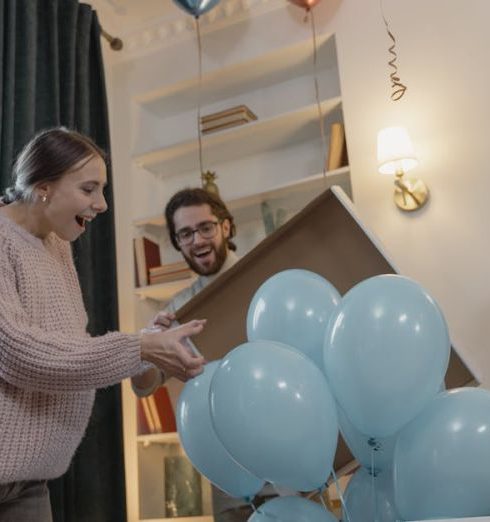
[{"x1": 377, "y1": 126, "x2": 429, "y2": 211}]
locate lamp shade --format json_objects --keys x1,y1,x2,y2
[{"x1": 377, "y1": 126, "x2": 419, "y2": 175}]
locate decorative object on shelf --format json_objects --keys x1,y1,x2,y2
[
  {"x1": 201, "y1": 170, "x2": 220, "y2": 195},
  {"x1": 327, "y1": 122, "x2": 348, "y2": 171},
  {"x1": 133, "y1": 236, "x2": 161, "y2": 287},
  {"x1": 260, "y1": 201, "x2": 287, "y2": 235},
  {"x1": 164, "y1": 455, "x2": 203, "y2": 517},
  {"x1": 380, "y1": 0, "x2": 407, "y2": 101},
  {"x1": 200, "y1": 105, "x2": 258, "y2": 134},
  {"x1": 377, "y1": 126, "x2": 429, "y2": 211}
]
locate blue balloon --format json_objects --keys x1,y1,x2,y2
[
  {"x1": 177, "y1": 361, "x2": 265, "y2": 499},
  {"x1": 210, "y1": 341, "x2": 339, "y2": 492},
  {"x1": 324, "y1": 275, "x2": 450, "y2": 437},
  {"x1": 343, "y1": 468, "x2": 401, "y2": 522},
  {"x1": 394, "y1": 388, "x2": 490, "y2": 520},
  {"x1": 337, "y1": 405, "x2": 397, "y2": 474},
  {"x1": 247, "y1": 269, "x2": 340, "y2": 370},
  {"x1": 172, "y1": 0, "x2": 220, "y2": 17},
  {"x1": 248, "y1": 496, "x2": 338, "y2": 522}
]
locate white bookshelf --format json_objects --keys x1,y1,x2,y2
[
  {"x1": 123, "y1": 28, "x2": 350, "y2": 522},
  {"x1": 133, "y1": 166, "x2": 350, "y2": 229},
  {"x1": 133, "y1": 98, "x2": 342, "y2": 177}
]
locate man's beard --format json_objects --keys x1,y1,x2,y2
[{"x1": 183, "y1": 239, "x2": 228, "y2": 276}]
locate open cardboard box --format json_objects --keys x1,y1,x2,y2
[{"x1": 174, "y1": 186, "x2": 476, "y2": 472}]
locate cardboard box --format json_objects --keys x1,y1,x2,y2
[{"x1": 175, "y1": 186, "x2": 476, "y2": 471}]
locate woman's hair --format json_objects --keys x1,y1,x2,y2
[
  {"x1": 3, "y1": 127, "x2": 106, "y2": 204},
  {"x1": 165, "y1": 187, "x2": 237, "y2": 251}
]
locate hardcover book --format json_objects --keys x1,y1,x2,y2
[{"x1": 133, "y1": 236, "x2": 161, "y2": 287}]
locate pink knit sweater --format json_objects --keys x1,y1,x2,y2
[{"x1": 0, "y1": 213, "x2": 142, "y2": 483}]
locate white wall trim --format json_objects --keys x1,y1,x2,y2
[{"x1": 112, "y1": 0, "x2": 286, "y2": 62}]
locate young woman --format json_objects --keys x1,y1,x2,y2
[{"x1": 0, "y1": 128, "x2": 206, "y2": 521}]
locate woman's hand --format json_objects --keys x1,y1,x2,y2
[{"x1": 141, "y1": 319, "x2": 206, "y2": 382}]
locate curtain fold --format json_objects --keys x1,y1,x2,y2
[{"x1": 0, "y1": 1, "x2": 126, "y2": 521}]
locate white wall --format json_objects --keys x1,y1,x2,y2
[
  {"x1": 327, "y1": 0, "x2": 490, "y2": 385},
  {"x1": 107, "y1": 0, "x2": 490, "y2": 385}
]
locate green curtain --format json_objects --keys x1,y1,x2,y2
[{"x1": 0, "y1": 1, "x2": 126, "y2": 521}]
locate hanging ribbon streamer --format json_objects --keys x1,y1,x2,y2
[
  {"x1": 306, "y1": 9, "x2": 328, "y2": 179},
  {"x1": 380, "y1": 0, "x2": 407, "y2": 101},
  {"x1": 195, "y1": 16, "x2": 205, "y2": 179}
]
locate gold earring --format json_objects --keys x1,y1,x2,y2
[{"x1": 41, "y1": 194, "x2": 47, "y2": 203}]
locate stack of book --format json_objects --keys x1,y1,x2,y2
[
  {"x1": 200, "y1": 104, "x2": 257, "y2": 134},
  {"x1": 149, "y1": 261, "x2": 193, "y2": 285},
  {"x1": 137, "y1": 386, "x2": 177, "y2": 435}
]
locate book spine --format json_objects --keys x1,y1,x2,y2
[
  {"x1": 201, "y1": 119, "x2": 251, "y2": 135},
  {"x1": 200, "y1": 104, "x2": 256, "y2": 123},
  {"x1": 147, "y1": 395, "x2": 163, "y2": 433},
  {"x1": 140, "y1": 397, "x2": 156, "y2": 433},
  {"x1": 327, "y1": 122, "x2": 346, "y2": 171}
]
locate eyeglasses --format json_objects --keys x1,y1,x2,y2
[{"x1": 175, "y1": 220, "x2": 220, "y2": 246}]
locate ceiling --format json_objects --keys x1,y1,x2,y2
[{"x1": 88, "y1": 0, "x2": 180, "y2": 36}]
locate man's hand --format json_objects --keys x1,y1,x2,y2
[
  {"x1": 147, "y1": 311, "x2": 176, "y2": 331},
  {"x1": 141, "y1": 319, "x2": 206, "y2": 382}
]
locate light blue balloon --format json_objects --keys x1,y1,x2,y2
[
  {"x1": 337, "y1": 405, "x2": 397, "y2": 474},
  {"x1": 324, "y1": 275, "x2": 450, "y2": 437},
  {"x1": 343, "y1": 468, "x2": 402, "y2": 522},
  {"x1": 177, "y1": 361, "x2": 265, "y2": 499},
  {"x1": 248, "y1": 495, "x2": 338, "y2": 522},
  {"x1": 247, "y1": 269, "x2": 340, "y2": 370},
  {"x1": 394, "y1": 388, "x2": 490, "y2": 520},
  {"x1": 172, "y1": 0, "x2": 220, "y2": 17},
  {"x1": 210, "y1": 341, "x2": 339, "y2": 492}
]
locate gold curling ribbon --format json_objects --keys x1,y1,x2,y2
[{"x1": 381, "y1": 8, "x2": 407, "y2": 101}]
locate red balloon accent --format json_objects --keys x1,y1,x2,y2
[{"x1": 287, "y1": 0, "x2": 321, "y2": 10}]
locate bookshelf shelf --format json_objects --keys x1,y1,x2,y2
[
  {"x1": 133, "y1": 97, "x2": 342, "y2": 177},
  {"x1": 137, "y1": 431, "x2": 180, "y2": 446},
  {"x1": 134, "y1": 33, "x2": 336, "y2": 119},
  {"x1": 134, "y1": 278, "x2": 196, "y2": 302},
  {"x1": 133, "y1": 166, "x2": 350, "y2": 229}
]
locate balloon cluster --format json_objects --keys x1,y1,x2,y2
[{"x1": 177, "y1": 270, "x2": 490, "y2": 521}]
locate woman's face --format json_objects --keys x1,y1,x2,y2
[{"x1": 42, "y1": 154, "x2": 108, "y2": 241}]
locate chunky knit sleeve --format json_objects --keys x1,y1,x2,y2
[{"x1": 0, "y1": 242, "x2": 142, "y2": 393}]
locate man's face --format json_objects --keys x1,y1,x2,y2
[{"x1": 173, "y1": 203, "x2": 230, "y2": 276}]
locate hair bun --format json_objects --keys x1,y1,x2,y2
[{"x1": 3, "y1": 187, "x2": 20, "y2": 204}]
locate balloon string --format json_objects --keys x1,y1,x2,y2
[
  {"x1": 332, "y1": 469, "x2": 352, "y2": 522},
  {"x1": 368, "y1": 437, "x2": 381, "y2": 521},
  {"x1": 308, "y1": 8, "x2": 328, "y2": 180},
  {"x1": 195, "y1": 16, "x2": 204, "y2": 179},
  {"x1": 371, "y1": 448, "x2": 377, "y2": 521},
  {"x1": 380, "y1": 0, "x2": 407, "y2": 101},
  {"x1": 319, "y1": 491, "x2": 329, "y2": 511}
]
